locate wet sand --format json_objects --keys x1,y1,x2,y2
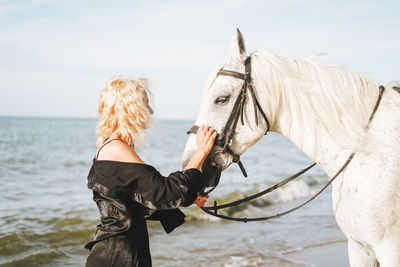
[{"x1": 284, "y1": 240, "x2": 349, "y2": 267}]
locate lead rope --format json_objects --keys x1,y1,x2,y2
[
  {"x1": 201, "y1": 155, "x2": 353, "y2": 222},
  {"x1": 200, "y1": 85, "x2": 385, "y2": 222}
]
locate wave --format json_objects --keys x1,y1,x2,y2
[
  {"x1": 2, "y1": 250, "x2": 65, "y2": 267},
  {"x1": 0, "y1": 174, "x2": 328, "y2": 265},
  {"x1": 1, "y1": 157, "x2": 35, "y2": 165},
  {"x1": 0, "y1": 212, "x2": 97, "y2": 266},
  {"x1": 63, "y1": 160, "x2": 90, "y2": 168}
]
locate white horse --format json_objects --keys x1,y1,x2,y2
[{"x1": 181, "y1": 29, "x2": 400, "y2": 266}]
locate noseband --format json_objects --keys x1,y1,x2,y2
[{"x1": 187, "y1": 56, "x2": 270, "y2": 178}]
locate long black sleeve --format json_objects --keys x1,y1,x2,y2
[
  {"x1": 89, "y1": 161, "x2": 205, "y2": 210},
  {"x1": 85, "y1": 161, "x2": 204, "y2": 252},
  {"x1": 131, "y1": 168, "x2": 203, "y2": 209}
]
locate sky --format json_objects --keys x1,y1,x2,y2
[{"x1": 0, "y1": 0, "x2": 399, "y2": 120}]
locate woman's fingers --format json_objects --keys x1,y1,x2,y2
[
  {"x1": 199, "y1": 125, "x2": 205, "y2": 135},
  {"x1": 204, "y1": 128, "x2": 216, "y2": 152},
  {"x1": 198, "y1": 125, "x2": 209, "y2": 139},
  {"x1": 195, "y1": 194, "x2": 209, "y2": 207},
  {"x1": 196, "y1": 124, "x2": 217, "y2": 155},
  {"x1": 206, "y1": 131, "x2": 217, "y2": 150},
  {"x1": 201, "y1": 124, "x2": 208, "y2": 134}
]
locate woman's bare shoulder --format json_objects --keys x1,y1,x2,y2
[{"x1": 96, "y1": 140, "x2": 145, "y2": 163}]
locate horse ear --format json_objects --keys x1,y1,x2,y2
[
  {"x1": 227, "y1": 28, "x2": 247, "y2": 63},
  {"x1": 236, "y1": 28, "x2": 246, "y2": 57}
]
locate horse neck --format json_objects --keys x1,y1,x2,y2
[
  {"x1": 250, "y1": 52, "x2": 379, "y2": 176},
  {"x1": 274, "y1": 115, "x2": 349, "y2": 177}
]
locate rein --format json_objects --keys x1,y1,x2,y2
[{"x1": 187, "y1": 54, "x2": 386, "y2": 222}]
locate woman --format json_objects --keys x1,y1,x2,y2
[{"x1": 84, "y1": 77, "x2": 217, "y2": 267}]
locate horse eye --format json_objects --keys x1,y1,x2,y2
[{"x1": 215, "y1": 95, "x2": 230, "y2": 105}]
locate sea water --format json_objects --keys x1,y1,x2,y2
[{"x1": 0, "y1": 117, "x2": 348, "y2": 266}]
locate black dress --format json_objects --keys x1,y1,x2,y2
[{"x1": 84, "y1": 159, "x2": 205, "y2": 267}]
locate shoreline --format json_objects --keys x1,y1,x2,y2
[{"x1": 284, "y1": 240, "x2": 349, "y2": 267}]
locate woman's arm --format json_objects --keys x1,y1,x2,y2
[
  {"x1": 131, "y1": 125, "x2": 216, "y2": 209},
  {"x1": 130, "y1": 167, "x2": 204, "y2": 209},
  {"x1": 184, "y1": 124, "x2": 216, "y2": 207},
  {"x1": 92, "y1": 125, "x2": 217, "y2": 209}
]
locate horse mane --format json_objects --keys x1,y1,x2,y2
[{"x1": 251, "y1": 50, "x2": 380, "y2": 153}]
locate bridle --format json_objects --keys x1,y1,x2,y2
[
  {"x1": 186, "y1": 55, "x2": 387, "y2": 222},
  {"x1": 187, "y1": 56, "x2": 270, "y2": 179}
]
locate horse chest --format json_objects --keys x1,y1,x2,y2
[{"x1": 331, "y1": 154, "x2": 400, "y2": 243}]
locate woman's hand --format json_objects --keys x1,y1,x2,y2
[
  {"x1": 196, "y1": 125, "x2": 217, "y2": 156},
  {"x1": 194, "y1": 193, "x2": 209, "y2": 207},
  {"x1": 184, "y1": 124, "x2": 217, "y2": 171}
]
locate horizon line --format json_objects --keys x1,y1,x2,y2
[{"x1": 0, "y1": 114, "x2": 194, "y2": 122}]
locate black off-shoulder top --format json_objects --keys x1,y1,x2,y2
[{"x1": 84, "y1": 159, "x2": 204, "y2": 253}]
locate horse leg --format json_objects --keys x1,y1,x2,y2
[
  {"x1": 348, "y1": 240, "x2": 379, "y2": 267},
  {"x1": 374, "y1": 239, "x2": 400, "y2": 267}
]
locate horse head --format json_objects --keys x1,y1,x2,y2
[{"x1": 181, "y1": 29, "x2": 270, "y2": 189}]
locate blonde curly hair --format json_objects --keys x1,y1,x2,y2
[{"x1": 96, "y1": 76, "x2": 152, "y2": 147}]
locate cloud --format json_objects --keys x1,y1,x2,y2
[
  {"x1": 0, "y1": 1, "x2": 236, "y2": 71},
  {"x1": 0, "y1": 0, "x2": 54, "y2": 14},
  {"x1": 0, "y1": 0, "x2": 398, "y2": 118}
]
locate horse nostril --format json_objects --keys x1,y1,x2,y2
[{"x1": 211, "y1": 150, "x2": 230, "y2": 168}]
